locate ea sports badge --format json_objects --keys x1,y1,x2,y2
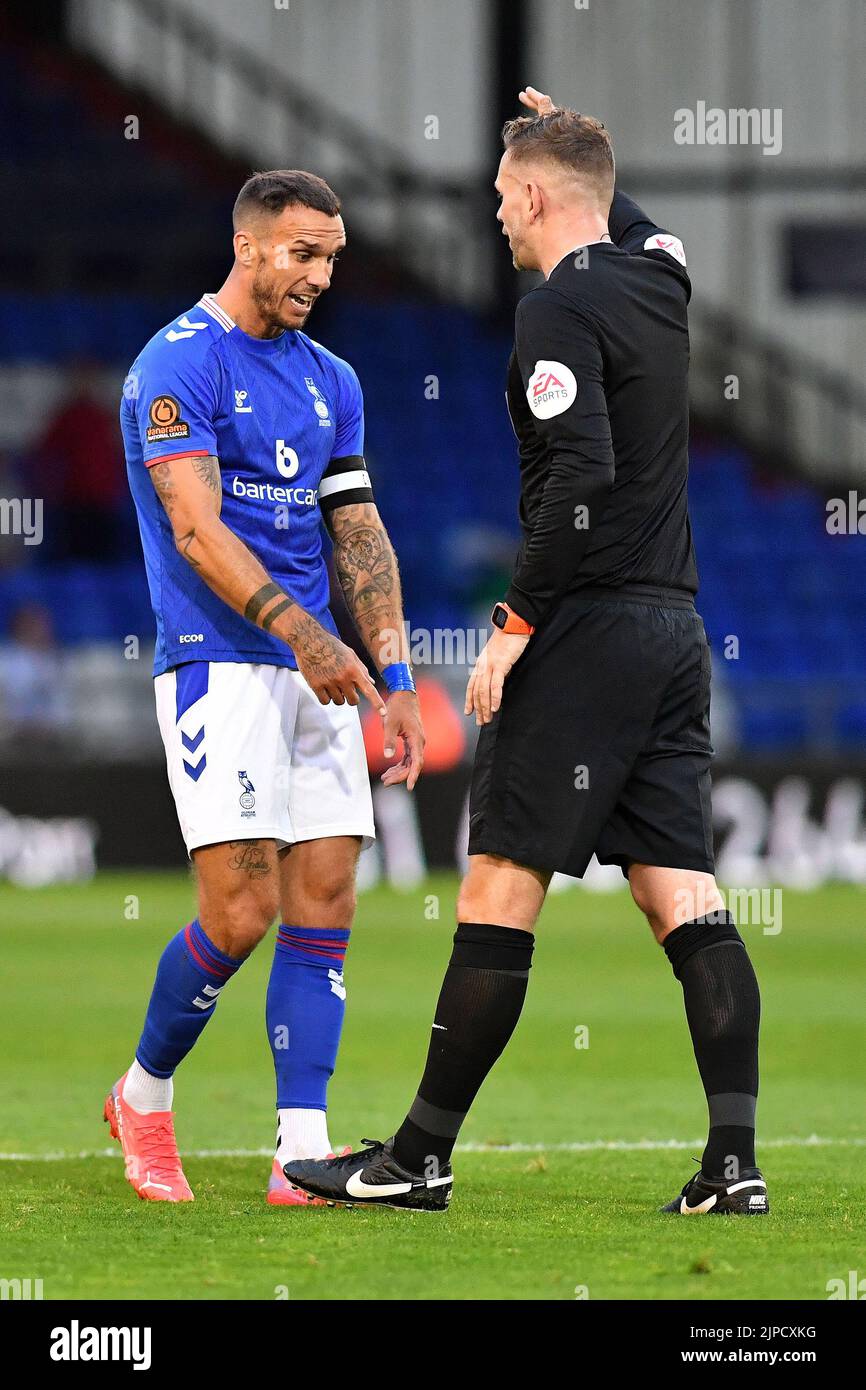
[
  {"x1": 644, "y1": 233, "x2": 687, "y2": 266},
  {"x1": 527, "y1": 360, "x2": 577, "y2": 419}
]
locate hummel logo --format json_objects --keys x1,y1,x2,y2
[
  {"x1": 328, "y1": 968, "x2": 347, "y2": 1001},
  {"x1": 166, "y1": 314, "x2": 208, "y2": 342},
  {"x1": 192, "y1": 982, "x2": 222, "y2": 1011},
  {"x1": 235, "y1": 389, "x2": 252, "y2": 413}
]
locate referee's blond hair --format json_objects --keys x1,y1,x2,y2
[{"x1": 501, "y1": 109, "x2": 615, "y2": 208}]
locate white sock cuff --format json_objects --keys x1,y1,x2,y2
[
  {"x1": 123, "y1": 1059, "x2": 174, "y2": 1114},
  {"x1": 276, "y1": 1107, "x2": 331, "y2": 1162}
]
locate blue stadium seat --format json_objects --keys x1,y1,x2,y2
[{"x1": 1, "y1": 272, "x2": 864, "y2": 750}]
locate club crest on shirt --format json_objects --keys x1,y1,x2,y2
[
  {"x1": 305, "y1": 377, "x2": 332, "y2": 426},
  {"x1": 527, "y1": 360, "x2": 578, "y2": 419},
  {"x1": 238, "y1": 769, "x2": 256, "y2": 812}
]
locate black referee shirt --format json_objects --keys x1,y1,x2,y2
[{"x1": 504, "y1": 190, "x2": 698, "y2": 628}]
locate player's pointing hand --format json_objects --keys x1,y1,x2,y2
[{"x1": 294, "y1": 627, "x2": 386, "y2": 714}]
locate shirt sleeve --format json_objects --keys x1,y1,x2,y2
[
  {"x1": 608, "y1": 189, "x2": 691, "y2": 299},
  {"x1": 504, "y1": 288, "x2": 615, "y2": 627},
  {"x1": 129, "y1": 341, "x2": 220, "y2": 468},
  {"x1": 318, "y1": 360, "x2": 375, "y2": 517}
]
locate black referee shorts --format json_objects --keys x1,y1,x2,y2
[{"x1": 468, "y1": 586, "x2": 715, "y2": 879}]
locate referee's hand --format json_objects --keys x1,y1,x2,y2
[{"x1": 465, "y1": 631, "x2": 530, "y2": 726}]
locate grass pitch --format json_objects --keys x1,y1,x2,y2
[{"x1": 1, "y1": 873, "x2": 864, "y2": 1300}]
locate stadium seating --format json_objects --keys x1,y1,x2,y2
[
  {"x1": 2, "y1": 294, "x2": 862, "y2": 751},
  {"x1": 1, "y1": 37, "x2": 861, "y2": 753}
]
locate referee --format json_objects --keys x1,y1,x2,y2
[{"x1": 284, "y1": 88, "x2": 766, "y2": 1217}]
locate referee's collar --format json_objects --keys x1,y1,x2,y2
[{"x1": 548, "y1": 238, "x2": 616, "y2": 277}]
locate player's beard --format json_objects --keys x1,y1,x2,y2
[{"x1": 251, "y1": 264, "x2": 301, "y2": 335}]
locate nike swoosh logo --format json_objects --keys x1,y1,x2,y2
[
  {"x1": 680, "y1": 1192, "x2": 717, "y2": 1213},
  {"x1": 345, "y1": 1170, "x2": 413, "y2": 1199}
]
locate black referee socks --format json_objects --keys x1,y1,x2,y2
[
  {"x1": 664, "y1": 913, "x2": 761, "y2": 1179},
  {"x1": 393, "y1": 923, "x2": 534, "y2": 1175}
]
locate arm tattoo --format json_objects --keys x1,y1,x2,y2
[
  {"x1": 245, "y1": 582, "x2": 284, "y2": 624},
  {"x1": 261, "y1": 598, "x2": 293, "y2": 633},
  {"x1": 332, "y1": 524, "x2": 395, "y2": 601},
  {"x1": 149, "y1": 461, "x2": 177, "y2": 519},
  {"x1": 176, "y1": 528, "x2": 201, "y2": 568},
  {"x1": 329, "y1": 504, "x2": 403, "y2": 665},
  {"x1": 192, "y1": 454, "x2": 222, "y2": 497},
  {"x1": 244, "y1": 582, "x2": 299, "y2": 638},
  {"x1": 150, "y1": 454, "x2": 221, "y2": 527},
  {"x1": 289, "y1": 612, "x2": 350, "y2": 679}
]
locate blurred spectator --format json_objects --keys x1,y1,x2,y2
[
  {"x1": 0, "y1": 602, "x2": 72, "y2": 744},
  {"x1": 31, "y1": 360, "x2": 126, "y2": 561}
]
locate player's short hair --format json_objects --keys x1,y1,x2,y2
[
  {"x1": 501, "y1": 109, "x2": 615, "y2": 205},
  {"x1": 233, "y1": 170, "x2": 341, "y2": 229}
]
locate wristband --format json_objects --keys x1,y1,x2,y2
[
  {"x1": 491, "y1": 602, "x2": 535, "y2": 636},
  {"x1": 382, "y1": 661, "x2": 416, "y2": 694}
]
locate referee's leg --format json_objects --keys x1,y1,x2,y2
[
  {"x1": 391, "y1": 854, "x2": 549, "y2": 1175},
  {"x1": 629, "y1": 862, "x2": 761, "y2": 1182}
]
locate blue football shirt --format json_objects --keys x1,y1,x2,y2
[{"x1": 121, "y1": 294, "x2": 374, "y2": 675}]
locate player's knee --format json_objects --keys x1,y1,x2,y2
[
  {"x1": 641, "y1": 906, "x2": 668, "y2": 940},
  {"x1": 203, "y1": 882, "x2": 279, "y2": 957},
  {"x1": 629, "y1": 866, "x2": 726, "y2": 944},
  {"x1": 627, "y1": 864, "x2": 653, "y2": 916},
  {"x1": 631, "y1": 888, "x2": 666, "y2": 937},
  {"x1": 629, "y1": 880, "x2": 681, "y2": 941},
  {"x1": 456, "y1": 882, "x2": 481, "y2": 922},
  {"x1": 456, "y1": 879, "x2": 540, "y2": 932},
  {"x1": 291, "y1": 872, "x2": 356, "y2": 931}
]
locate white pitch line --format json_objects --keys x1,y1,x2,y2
[{"x1": 0, "y1": 1135, "x2": 863, "y2": 1162}]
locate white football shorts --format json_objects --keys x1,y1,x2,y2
[{"x1": 154, "y1": 661, "x2": 375, "y2": 855}]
